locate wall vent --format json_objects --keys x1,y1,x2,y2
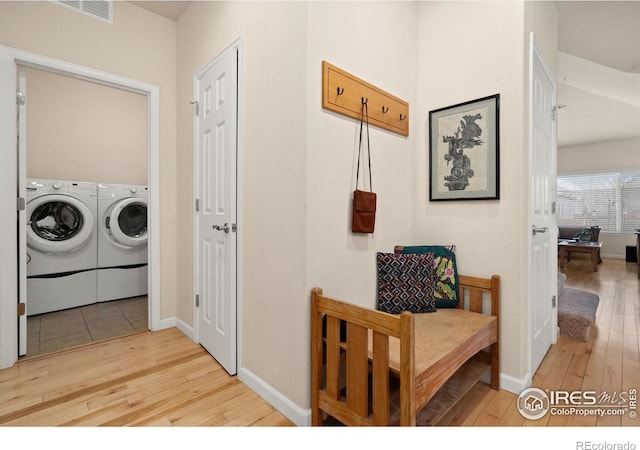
[{"x1": 56, "y1": 1, "x2": 113, "y2": 24}]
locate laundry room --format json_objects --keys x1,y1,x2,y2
[{"x1": 22, "y1": 66, "x2": 150, "y2": 357}]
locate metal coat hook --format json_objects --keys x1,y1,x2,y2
[{"x1": 322, "y1": 62, "x2": 409, "y2": 136}]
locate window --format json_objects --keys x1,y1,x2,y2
[{"x1": 557, "y1": 170, "x2": 640, "y2": 233}]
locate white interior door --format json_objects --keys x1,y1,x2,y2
[
  {"x1": 194, "y1": 43, "x2": 238, "y2": 375},
  {"x1": 528, "y1": 34, "x2": 557, "y2": 377},
  {"x1": 17, "y1": 67, "x2": 27, "y2": 356}
]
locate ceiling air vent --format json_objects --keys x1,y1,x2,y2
[{"x1": 56, "y1": 1, "x2": 113, "y2": 24}]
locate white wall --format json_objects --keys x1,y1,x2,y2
[
  {"x1": 305, "y1": 0, "x2": 418, "y2": 390},
  {"x1": 0, "y1": 1, "x2": 177, "y2": 319},
  {"x1": 176, "y1": 1, "x2": 309, "y2": 410},
  {"x1": 25, "y1": 67, "x2": 148, "y2": 185},
  {"x1": 176, "y1": 0, "x2": 418, "y2": 417},
  {"x1": 414, "y1": 1, "x2": 529, "y2": 385},
  {"x1": 175, "y1": 0, "x2": 556, "y2": 418},
  {"x1": 306, "y1": 2, "x2": 417, "y2": 314},
  {"x1": 558, "y1": 137, "x2": 640, "y2": 257},
  {"x1": 559, "y1": 138, "x2": 640, "y2": 173}
]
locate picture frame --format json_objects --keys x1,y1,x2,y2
[{"x1": 428, "y1": 94, "x2": 500, "y2": 201}]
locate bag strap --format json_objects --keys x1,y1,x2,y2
[{"x1": 355, "y1": 98, "x2": 372, "y2": 192}]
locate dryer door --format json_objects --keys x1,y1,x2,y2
[
  {"x1": 27, "y1": 194, "x2": 95, "y2": 254},
  {"x1": 109, "y1": 198, "x2": 148, "y2": 248}
]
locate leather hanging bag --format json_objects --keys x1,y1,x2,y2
[{"x1": 352, "y1": 99, "x2": 376, "y2": 234}]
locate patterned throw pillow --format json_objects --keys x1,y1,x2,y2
[
  {"x1": 394, "y1": 245, "x2": 459, "y2": 308},
  {"x1": 376, "y1": 252, "x2": 436, "y2": 314}
]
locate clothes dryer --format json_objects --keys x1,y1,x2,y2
[
  {"x1": 97, "y1": 183, "x2": 148, "y2": 302},
  {"x1": 26, "y1": 179, "x2": 98, "y2": 315}
]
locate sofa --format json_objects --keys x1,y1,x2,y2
[
  {"x1": 558, "y1": 225, "x2": 602, "y2": 264},
  {"x1": 558, "y1": 226, "x2": 601, "y2": 242}
]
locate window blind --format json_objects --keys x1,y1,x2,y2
[{"x1": 557, "y1": 170, "x2": 640, "y2": 233}]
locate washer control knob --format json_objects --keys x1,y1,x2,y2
[
  {"x1": 130, "y1": 186, "x2": 138, "y2": 193},
  {"x1": 52, "y1": 182, "x2": 62, "y2": 190}
]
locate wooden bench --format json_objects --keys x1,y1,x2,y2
[{"x1": 311, "y1": 275, "x2": 500, "y2": 426}]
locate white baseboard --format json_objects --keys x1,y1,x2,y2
[
  {"x1": 500, "y1": 371, "x2": 530, "y2": 395},
  {"x1": 479, "y1": 368, "x2": 529, "y2": 396},
  {"x1": 153, "y1": 321, "x2": 535, "y2": 423},
  {"x1": 159, "y1": 317, "x2": 176, "y2": 330},
  {"x1": 235, "y1": 367, "x2": 530, "y2": 427},
  {"x1": 161, "y1": 321, "x2": 305, "y2": 425},
  {"x1": 175, "y1": 318, "x2": 195, "y2": 341},
  {"x1": 160, "y1": 316, "x2": 195, "y2": 341},
  {"x1": 601, "y1": 253, "x2": 625, "y2": 260},
  {"x1": 238, "y1": 367, "x2": 308, "y2": 426}
]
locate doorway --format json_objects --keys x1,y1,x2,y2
[
  {"x1": 20, "y1": 66, "x2": 150, "y2": 357},
  {"x1": 0, "y1": 45, "x2": 161, "y2": 369}
]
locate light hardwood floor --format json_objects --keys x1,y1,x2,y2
[
  {"x1": 0, "y1": 327, "x2": 293, "y2": 426},
  {"x1": 1, "y1": 256, "x2": 637, "y2": 427},
  {"x1": 438, "y1": 256, "x2": 639, "y2": 426}
]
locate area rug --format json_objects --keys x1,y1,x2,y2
[{"x1": 557, "y1": 273, "x2": 599, "y2": 342}]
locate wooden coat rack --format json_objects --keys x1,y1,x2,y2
[{"x1": 322, "y1": 61, "x2": 409, "y2": 136}]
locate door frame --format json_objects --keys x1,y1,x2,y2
[
  {"x1": 0, "y1": 45, "x2": 161, "y2": 368},
  {"x1": 193, "y1": 37, "x2": 244, "y2": 370},
  {"x1": 527, "y1": 33, "x2": 558, "y2": 385},
  {"x1": 17, "y1": 67, "x2": 27, "y2": 356}
]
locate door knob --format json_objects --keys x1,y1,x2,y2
[
  {"x1": 212, "y1": 223, "x2": 230, "y2": 233},
  {"x1": 532, "y1": 226, "x2": 548, "y2": 236},
  {"x1": 212, "y1": 223, "x2": 236, "y2": 233}
]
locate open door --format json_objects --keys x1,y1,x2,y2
[
  {"x1": 194, "y1": 40, "x2": 239, "y2": 375},
  {"x1": 528, "y1": 33, "x2": 558, "y2": 377},
  {"x1": 17, "y1": 66, "x2": 27, "y2": 356}
]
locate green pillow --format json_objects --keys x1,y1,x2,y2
[{"x1": 394, "y1": 245, "x2": 459, "y2": 308}]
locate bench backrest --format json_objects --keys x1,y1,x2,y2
[{"x1": 310, "y1": 287, "x2": 416, "y2": 426}]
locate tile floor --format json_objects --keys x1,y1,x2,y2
[{"x1": 25, "y1": 296, "x2": 148, "y2": 358}]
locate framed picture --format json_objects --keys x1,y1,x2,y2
[{"x1": 429, "y1": 94, "x2": 500, "y2": 201}]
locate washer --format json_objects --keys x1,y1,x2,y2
[
  {"x1": 97, "y1": 183, "x2": 148, "y2": 302},
  {"x1": 26, "y1": 179, "x2": 98, "y2": 315}
]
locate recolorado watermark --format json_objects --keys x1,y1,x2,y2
[
  {"x1": 576, "y1": 442, "x2": 636, "y2": 450},
  {"x1": 517, "y1": 387, "x2": 637, "y2": 420}
]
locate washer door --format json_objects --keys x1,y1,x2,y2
[
  {"x1": 109, "y1": 198, "x2": 148, "y2": 248},
  {"x1": 27, "y1": 194, "x2": 95, "y2": 253}
]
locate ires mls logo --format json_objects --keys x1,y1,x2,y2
[
  {"x1": 549, "y1": 390, "x2": 598, "y2": 405},
  {"x1": 517, "y1": 387, "x2": 638, "y2": 420},
  {"x1": 517, "y1": 387, "x2": 550, "y2": 420}
]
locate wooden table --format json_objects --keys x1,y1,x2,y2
[
  {"x1": 558, "y1": 241, "x2": 603, "y2": 272},
  {"x1": 635, "y1": 230, "x2": 640, "y2": 278}
]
